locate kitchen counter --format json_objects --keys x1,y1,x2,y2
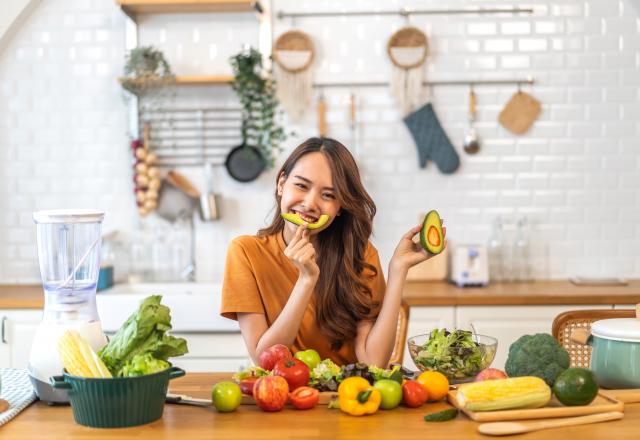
[
  {"x1": 1, "y1": 280, "x2": 640, "y2": 309},
  {"x1": 3, "y1": 373, "x2": 639, "y2": 439},
  {"x1": 403, "y1": 280, "x2": 640, "y2": 306}
]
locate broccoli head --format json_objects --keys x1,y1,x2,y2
[{"x1": 505, "y1": 333, "x2": 570, "y2": 386}]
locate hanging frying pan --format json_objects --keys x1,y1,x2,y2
[{"x1": 224, "y1": 144, "x2": 266, "y2": 182}]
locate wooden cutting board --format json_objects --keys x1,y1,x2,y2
[
  {"x1": 447, "y1": 390, "x2": 623, "y2": 422},
  {"x1": 242, "y1": 391, "x2": 338, "y2": 405}
]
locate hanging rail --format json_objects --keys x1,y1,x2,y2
[
  {"x1": 277, "y1": 6, "x2": 534, "y2": 20},
  {"x1": 313, "y1": 76, "x2": 534, "y2": 89}
]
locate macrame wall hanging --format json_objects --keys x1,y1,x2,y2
[
  {"x1": 387, "y1": 26, "x2": 429, "y2": 115},
  {"x1": 273, "y1": 30, "x2": 315, "y2": 122}
]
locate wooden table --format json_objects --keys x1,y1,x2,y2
[{"x1": 3, "y1": 373, "x2": 639, "y2": 439}]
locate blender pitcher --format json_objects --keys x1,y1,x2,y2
[{"x1": 28, "y1": 210, "x2": 108, "y2": 403}]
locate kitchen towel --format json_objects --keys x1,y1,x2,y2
[
  {"x1": 0, "y1": 368, "x2": 37, "y2": 427},
  {"x1": 403, "y1": 102, "x2": 460, "y2": 174}
]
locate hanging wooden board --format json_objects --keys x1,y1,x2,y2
[
  {"x1": 498, "y1": 91, "x2": 541, "y2": 135},
  {"x1": 447, "y1": 390, "x2": 624, "y2": 422}
]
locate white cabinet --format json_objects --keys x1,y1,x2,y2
[
  {"x1": 0, "y1": 310, "x2": 42, "y2": 369},
  {"x1": 455, "y1": 305, "x2": 611, "y2": 371},
  {"x1": 170, "y1": 333, "x2": 252, "y2": 373},
  {"x1": 403, "y1": 306, "x2": 455, "y2": 370}
]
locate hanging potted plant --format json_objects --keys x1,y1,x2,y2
[
  {"x1": 120, "y1": 46, "x2": 174, "y2": 96},
  {"x1": 227, "y1": 47, "x2": 286, "y2": 179}
]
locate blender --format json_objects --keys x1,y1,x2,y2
[{"x1": 28, "y1": 210, "x2": 109, "y2": 403}]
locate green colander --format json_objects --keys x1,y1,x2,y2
[{"x1": 51, "y1": 366, "x2": 185, "y2": 428}]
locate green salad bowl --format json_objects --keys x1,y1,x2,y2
[
  {"x1": 407, "y1": 333, "x2": 498, "y2": 384},
  {"x1": 51, "y1": 366, "x2": 185, "y2": 428}
]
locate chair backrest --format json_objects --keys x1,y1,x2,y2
[
  {"x1": 388, "y1": 300, "x2": 410, "y2": 366},
  {"x1": 552, "y1": 308, "x2": 636, "y2": 368}
]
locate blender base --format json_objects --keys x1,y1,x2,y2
[{"x1": 28, "y1": 367, "x2": 70, "y2": 404}]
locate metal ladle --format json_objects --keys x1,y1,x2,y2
[{"x1": 463, "y1": 86, "x2": 481, "y2": 154}]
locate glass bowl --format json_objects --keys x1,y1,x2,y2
[{"x1": 407, "y1": 333, "x2": 498, "y2": 384}]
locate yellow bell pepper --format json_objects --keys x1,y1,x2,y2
[{"x1": 338, "y1": 377, "x2": 381, "y2": 416}]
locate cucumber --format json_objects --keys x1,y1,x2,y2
[{"x1": 423, "y1": 408, "x2": 458, "y2": 422}]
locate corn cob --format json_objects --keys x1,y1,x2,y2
[
  {"x1": 457, "y1": 376, "x2": 551, "y2": 412},
  {"x1": 57, "y1": 330, "x2": 112, "y2": 378}
]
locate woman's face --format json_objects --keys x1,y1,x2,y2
[{"x1": 277, "y1": 152, "x2": 341, "y2": 236}]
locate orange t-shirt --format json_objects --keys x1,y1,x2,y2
[{"x1": 220, "y1": 232, "x2": 386, "y2": 365}]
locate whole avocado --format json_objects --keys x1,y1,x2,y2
[{"x1": 505, "y1": 333, "x2": 570, "y2": 387}]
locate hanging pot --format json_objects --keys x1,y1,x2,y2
[
  {"x1": 571, "y1": 305, "x2": 640, "y2": 388},
  {"x1": 224, "y1": 144, "x2": 266, "y2": 183}
]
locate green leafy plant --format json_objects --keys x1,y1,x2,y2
[
  {"x1": 230, "y1": 47, "x2": 286, "y2": 168},
  {"x1": 125, "y1": 46, "x2": 173, "y2": 77}
]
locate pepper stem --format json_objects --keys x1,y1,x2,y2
[{"x1": 357, "y1": 389, "x2": 372, "y2": 404}]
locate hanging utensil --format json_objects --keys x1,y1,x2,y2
[
  {"x1": 317, "y1": 92, "x2": 327, "y2": 137},
  {"x1": 199, "y1": 162, "x2": 220, "y2": 221},
  {"x1": 463, "y1": 86, "x2": 481, "y2": 154},
  {"x1": 349, "y1": 92, "x2": 359, "y2": 157}
]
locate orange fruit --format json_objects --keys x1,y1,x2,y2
[{"x1": 416, "y1": 371, "x2": 449, "y2": 401}]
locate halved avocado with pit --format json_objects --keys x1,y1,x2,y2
[
  {"x1": 420, "y1": 210, "x2": 444, "y2": 254},
  {"x1": 281, "y1": 213, "x2": 330, "y2": 230}
]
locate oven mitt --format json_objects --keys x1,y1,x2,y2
[{"x1": 403, "y1": 102, "x2": 460, "y2": 174}]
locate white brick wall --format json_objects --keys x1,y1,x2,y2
[{"x1": 0, "y1": 0, "x2": 639, "y2": 283}]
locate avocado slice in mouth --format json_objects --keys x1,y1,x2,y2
[
  {"x1": 281, "y1": 213, "x2": 330, "y2": 230},
  {"x1": 420, "y1": 210, "x2": 444, "y2": 254}
]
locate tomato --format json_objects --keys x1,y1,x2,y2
[
  {"x1": 373, "y1": 379, "x2": 403, "y2": 410},
  {"x1": 239, "y1": 377, "x2": 258, "y2": 396},
  {"x1": 294, "y1": 349, "x2": 322, "y2": 370},
  {"x1": 289, "y1": 386, "x2": 320, "y2": 410},
  {"x1": 253, "y1": 376, "x2": 289, "y2": 412},
  {"x1": 258, "y1": 344, "x2": 293, "y2": 371},
  {"x1": 273, "y1": 358, "x2": 310, "y2": 390},
  {"x1": 402, "y1": 380, "x2": 428, "y2": 408},
  {"x1": 211, "y1": 381, "x2": 242, "y2": 412}
]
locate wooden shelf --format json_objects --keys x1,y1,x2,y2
[
  {"x1": 118, "y1": 75, "x2": 233, "y2": 94},
  {"x1": 175, "y1": 75, "x2": 233, "y2": 84},
  {"x1": 116, "y1": 0, "x2": 262, "y2": 16}
]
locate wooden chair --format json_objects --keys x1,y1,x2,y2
[
  {"x1": 552, "y1": 308, "x2": 636, "y2": 368},
  {"x1": 388, "y1": 300, "x2": 410, "y2": 366}
]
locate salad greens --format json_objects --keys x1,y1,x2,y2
[
  {"x1": 232, "y1": 366, "x2": 270, "y2": 382},
  {"x1": 413, "y1": 328, "x2": 484, "y2": 379},
  {"x1": 309, "y1": 359, "x2": 343, "y2": 391},
  {"x1": 98, "y1": 295, "x2": 188, "y2": 377}
]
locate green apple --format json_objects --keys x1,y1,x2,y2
[
  {"x1": 374, "y1": 379, "x2": 402, "y2": 410},
  {"x1": 294, "y1": 349, "x2": 321, "y2": 370},
  {"x1": 211, "y1": 381, "x2": 242, "y2": 412}
]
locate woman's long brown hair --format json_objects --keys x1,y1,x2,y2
[{"x1": 258, "y1": 137, "x2": 378, "y2": 351}]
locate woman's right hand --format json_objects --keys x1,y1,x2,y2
[{"x1": 284, "y1": 223, "x2": 320, "y2": 282}]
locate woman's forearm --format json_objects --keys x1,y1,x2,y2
[
  {"x1": 254, "y1": 276, "x2": 316, "y2": 355},
  {"x1": 359, "y1": 263, "x2": 408, "y2": 367}
]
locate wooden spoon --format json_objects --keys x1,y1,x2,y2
[{"x1": 478, "y1": 411, "x2": 624, "y2": 436}]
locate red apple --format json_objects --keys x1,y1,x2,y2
[
  {"x1": 258, "y1": 344, "x2": 293, "y2": 371},
  {"x1": 253, "y1": 376, "x2": 289, "y2": 412},
  {"x1": 239, "y1": 378, "x2": 258, "y2": 396},
  {"x1": 474, "y1": 368, "x2": 508, "y2": 382}
]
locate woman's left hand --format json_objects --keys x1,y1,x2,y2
[{"x1": 390, "y1": 221, "x2": 446, "y2": 273}]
